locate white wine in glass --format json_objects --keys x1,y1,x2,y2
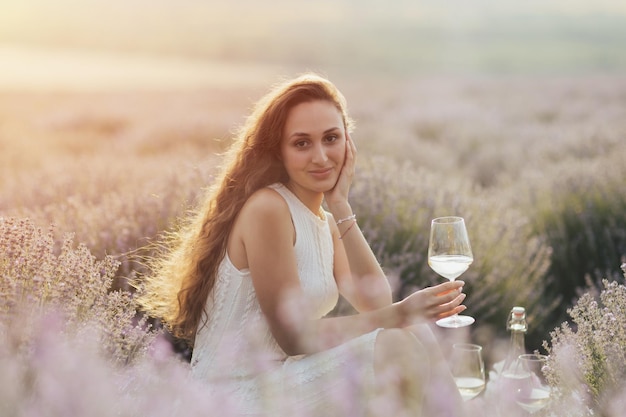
[
  {"x1": 450, "y1": 343, "x2": 486, "y2": 401},
  {"x1": 515, "y1": 354, "x2": 551, "y2": 414},
  {"x1": 428, "y1": 216, "x2": 474, "y2": 328}
]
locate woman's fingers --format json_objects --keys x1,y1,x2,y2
[
  {"x1": 436, "y1": 304, "x2": 467, "y2": 320},
  {"x1": 343, "y1": 133, "x2": 356, "y2": 177},
  {"x1": 325, "y1": 132, "x2": 355, "y2": 205},
  {"x1": 347, "y1": 131, "x2": 357, "y2": 159},
  {"x1": 433, "y1": 280, "x2": 465, "y2": 295},
  {"x1": 403, "y1": 282, "x2": 467, "y2": 322},
  {"x1": 425, "y1": 281, "x2": 464, "y2": 307},
  {"x1": 437, "y1": 285, "x2": 464, "y2": 304},
  {"x1": 433, "y1": 293, "x2": 467, "y2": 319}
]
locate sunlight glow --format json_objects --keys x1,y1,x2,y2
[
  {"x1": 1, "y1": 0, "x2": 625, "y2": 90},
  {"x1": 0, "y1": 45, "x2": 279, "y2": 91}
]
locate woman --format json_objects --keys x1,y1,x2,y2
[{"x1": 142, "y1": 73, "x2": 466, "y2": 416}]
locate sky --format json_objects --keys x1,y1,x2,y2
[{"x1": 1, "y1": 0, "x2": 625, "y2": 90}]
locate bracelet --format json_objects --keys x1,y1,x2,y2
[
  {"x1": 336, "y1": 213, "x2": 356, "y2": 225},
  {"x1": 339, "y1": 220, "x2": 357, "y2": 239}
]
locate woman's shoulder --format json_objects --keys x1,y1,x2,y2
[{"x1": 240, "y1": 185, "x2": 290, "y2": 221}]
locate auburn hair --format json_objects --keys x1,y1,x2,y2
[{"x1": 139, "y1": 73, "x2": 353, "y2": 342}]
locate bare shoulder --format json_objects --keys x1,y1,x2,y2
[
  {"x1": 239, "y1": 187, "x2": 290, "y2": 225},
  {"x1": 229, "y1": 187, "x2": 293, "y2": 268},
  {"x1": 237, "y1": 187, "x2": 296, "y2": 256}
]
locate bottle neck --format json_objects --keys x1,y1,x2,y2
[
  {"x1": 509, "y1": 330, "x2": 525, "y2": 354},
  {"x1": 507, "y1": 320, "x2": 527, "y2": 356},
  {"x1": 503, "y1": 329, "x2": 526, "y2": 370},
  {"x1": 504, "y1": 307, "x2": 527, "y2": 369}
]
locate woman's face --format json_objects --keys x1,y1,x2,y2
[{"x1": 280, "y1": 100, "x2": 346, "y2": 198}]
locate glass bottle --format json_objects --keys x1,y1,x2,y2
[
  {"x1": 502, "y1": 306, "x2": 527, "y2": 373},
  {"x1": 498, "y1": 306, "x2": 528, "y2": 415}
]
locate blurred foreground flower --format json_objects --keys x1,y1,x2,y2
[
  {"x1": 0, "y1": 217, "x2": 522, "y2": 416},
  {"x1": 0, "y1": 309, "x2": 247, "y2": 417},
  {"x1": 543, "y1": 265, "x2": 626, "y2": 416}
]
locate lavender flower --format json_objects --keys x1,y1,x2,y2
[
  {"x1": 543, "y1": 272, "x2": 626, "y2": 416},
  {"x1": 0, "y1": 217, "x2": 155, "y2": 366}
]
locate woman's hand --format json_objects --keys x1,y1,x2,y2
[
  {"x1": 324, "y1": 131, "x2": 356, "y2": 210},
  {"x1": 399, "y1": 281, "x2": 467, "y2": 325}
]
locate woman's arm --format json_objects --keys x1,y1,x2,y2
[
  {"x1": 330, "y1": 210, "x2": 393, "y2": 312},
  {"x1": 234, "y1": 189, "x2": 466, "y2": 356},
  {"x1": 325, "y1": 132, "x2": 392, "y2": 311}
]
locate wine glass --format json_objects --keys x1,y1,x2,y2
[
  {"x1": 515, "y1": 354, "x2": 551, "y2": 414},
  {"x1": 450, "y1": 343, "x2": 486, "y2": 401},
  {"x1": 428, "y1": 216, "x2": 474, "y2": 328}
]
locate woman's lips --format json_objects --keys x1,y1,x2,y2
[{"x1": 309, "y1": 168, "x2": 333, "y2": 178}]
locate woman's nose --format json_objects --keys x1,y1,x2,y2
[{"x1": 311, "y1": 144, "x2": 328, "y2": 164}]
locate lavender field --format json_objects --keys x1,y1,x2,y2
[
  {"x1": 2, "y1": 1, "x2": 626, "y2": 415},
  {"x1": 3, "y1": 74, "x2": 626, "y2": 417},
  {"x1": 3, "y1": 71, "x2": 625, "y2": 349}
]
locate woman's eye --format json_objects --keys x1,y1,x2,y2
[
  {"x1": 325, "y1": 134, "x2": 338, "y2": 143},
  {"x1": 295, "y1": 140, "x2": 308, "y2": 148}
]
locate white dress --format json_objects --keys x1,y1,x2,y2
[{"x1": 190, "y1": 183, "x2": 382, "y2": 416}]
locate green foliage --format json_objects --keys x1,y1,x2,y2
[
  {"x1": 350, "y1": 156, "x2": 555, "y2": 349},
  {"x1": 529, "y1": 158, "x2": 626, "y2": 340}
]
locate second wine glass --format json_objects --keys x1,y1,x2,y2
[
  {"x1": 515, "y1": 354, "x2": 551, "y2": 414},
  {"x1": 428, "y1": 216, "x2": 474, "y2": 328},
  {"x1": 450, "y1": 343, "x2": 486, "y2": 401}
]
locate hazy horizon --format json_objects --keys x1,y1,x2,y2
[{"x1": 2, "y1": 0, "x2": 626, "y2": 90}]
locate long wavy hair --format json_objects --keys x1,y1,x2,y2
[{"x1": 140, "y1": 73, "x2": 354, "y2": 342}]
